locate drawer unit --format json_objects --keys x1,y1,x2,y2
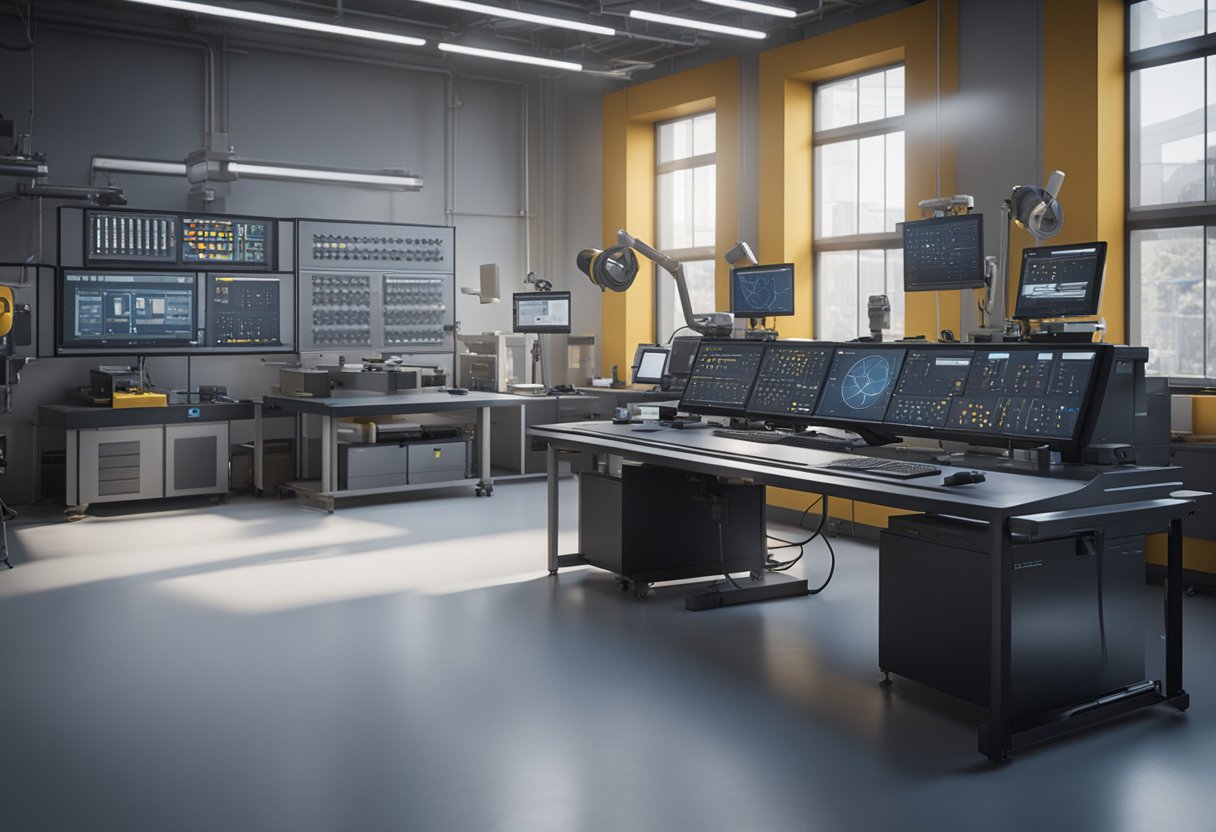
[
  {"x1": 78, "y1": 426, "x2": 164, "y2": 504},
  {"x1": 339, "y1": 443, "x2": 409, "y2": 491},
  {"x1": 407, "y1": 439, "x2": 469, "y2": 484}
]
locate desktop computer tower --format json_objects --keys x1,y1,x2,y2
[
  {"x1": 879, "y1": 514, "x2": 1146, "y2": 720},
  {"x1": 579, "y1": 465, "x2": 766, "y2": 584}
]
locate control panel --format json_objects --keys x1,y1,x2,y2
[
  {"x1": 679, "y1": 341, "x2": 1109, "y2": 450},
  {"x1": 88, "y1": 211, "x2": 178, "y2": 264},
  {"x1": 679, "y1": 340, "x2": 766, "y2": 415},
  {"x1": 84, "y1": 209, "x2": 276, "y2": 271},
  {"x1": 296, "y1": 220, "x2": 454, "y2": 356},
  {"x1": 746, "y1": 343, "x2": 833, "y2": 419},
  {"x1": 207, "y1": 275, "x2": 283, "y2": 348}
]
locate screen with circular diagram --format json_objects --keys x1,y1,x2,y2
[{"x1": 814, "y1": 347, "x2": 906, "y2": 421}]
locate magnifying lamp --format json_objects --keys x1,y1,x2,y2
[
  {"x1": 577, "y1": 229, "x2": 734, "y2": 337},
  {"x1": 982, "y1": 170, "x2": 1065, "y2": 326}
]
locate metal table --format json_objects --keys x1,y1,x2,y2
[
  {"x1": 257, "y1": 391, "x2": 536, "y2": 510},
  {"x1": 529, "y1": 420, "x2": 1199, "y2": 762}
]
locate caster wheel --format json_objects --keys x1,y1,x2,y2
[
  {"x1": 475, "y1": 487, "x2": 484, "y2": 497},
  {"x1": 67, "y1": 513, "x2": 85, "y2": 522},
  {"x1": 254, "y1": 489, "x2": 264, "y2": 498}
]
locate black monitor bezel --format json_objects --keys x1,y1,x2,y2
[
  {"x1": 743, "y1": 341, "x2": 836, "y2": 420},
  {"x1": 677, "y1": 339, "x2": 1110, "y2": 451},
  {"x1": 729, "y1": 263, "x2": 795, "y2": 318},
  {"x1": 1012, "y1": 240, "x2": 1108, "y2": 320},
  {"x1": 57, "y1": 268, "x2": 202, "y2": 356},
  {"x1": 632, "y1": 345, "x2": 671, "y2": 385},
  {"x1": 83, "y1": 207, "x2": 278, "y2": 272},
  {"x1": 512, "y1": 291, "x2": 572, "y2": 334},
  {"x1": 902, "y1": 213, "x2": 986, "y2": 292}
]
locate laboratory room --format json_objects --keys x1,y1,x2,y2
[{"x1": 1, "y1": 0, "x2": 1215, "y2": 829}]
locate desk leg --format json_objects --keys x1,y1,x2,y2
[
  {"x1": 982, "y1": 518, "x2": 1013, "y2": 762},
  {"x1": 1166, "y1": 517, "x2": 1185, "y2": 699},
  {"x1": 253, "y1": 404, "x2": 264, "y2": 494},
  {"x1": 320, "y1": 414, "x2": 337, "y2": 511},
  {"x1": 477, "y1": 406, "x2": 494, "y2": 496},
  {"x1": 547, "y1": 442, "x2": 559, "y2": 575}
]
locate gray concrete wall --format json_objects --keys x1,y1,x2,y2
[{"x1": 0, "y1": 14, "x2": 599, "y2": 504}]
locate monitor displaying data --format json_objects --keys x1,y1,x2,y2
[
  {"x1": 60, "y1": 271, "x2": 199, "y2": 354},
  {"x1": 885, "y1": 349, "x2": 974, "y2": 428},
  {"x1": 945, "y1": 349, "x2": 1099, "y2": 439},
  {"x1": 679, "y1": 340, "x2": 767, "y2": 416},
  {"x1": 1013, "y1": 242, "x2": 1107, "y2": 320},
  {"x1": 206, "y1": 275, "x2": 284, "y2": 348},
  {"x1": 815, "y1": 347, "x2": 906, "y2": 422},
  {"x1": 182, "y1": 216, "x2": 272, "y2": 266},
  {"x1": 902, "y1": 213, "x2": 985, "y2": 291},
  {"x1": 513, "y1": 291, "x2": 571, "y2": 333},
  {"x1": 730, "y1": 263, "x2": 795, "y2": 317},
  {"x1": 746, "y1": 343, "x2": 834, "y2": 420}
]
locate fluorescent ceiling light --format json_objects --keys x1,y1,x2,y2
[
  {"x1": 122, "y1": 0, "x2": 426, "y2": 47},
  {"x1": 702, "y1": 0, "x2": 797, "y2": 18},
  {"x1": 92, "y1": 157, "x2": 188, "y2": 176},
  {"x1": 629, "y1": 9, "x2": 766, "y2": 39},
  {"x1": 410, "y1": 0, "x2": 614, "y2": 36},
  {"x1": 437, "y1": 43, "x2": 582, "y2": 72},
  {"x1": 229, "y1": 163, "x2": 424, "y2": 189}
]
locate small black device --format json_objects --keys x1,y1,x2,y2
[
  {"x1": 89, "y1": 367, "x2": 141, "y2": 399},
  {"x1": 446, "y1": 387, "x2": 469, "y2": 395},
  {"x1": 902, "y1": 213, "x2": 985, "y2": 292},
  {"x1": 943, "y1": 470, "x2": 986, "y2": 486},
  {"x1": 630, "y1": 343, "x2": 670, "y2": 386},
  {"x1": 1013, "y1": 241, "x2": 1107, "y2": 320},
  {"x1": 662, "y1": 335, "x2": 702, "y2": 391},
  {"x1": 729, "y1": 263, "x2": 795, "y2": 318},
  {"x1": 512, "y1": 291, "x2": 571, "y2": 334}
]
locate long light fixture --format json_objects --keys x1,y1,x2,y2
[
  {"x1": 92, "y1": 156, "x2": 423, "y2": 190},
  {"x1": 409, "y1": 0, "x2": 614, "y2": 36},
  {"x1": 702, "y1": 0, "x2": 796, "y2": 18},
  {"x1": 629, "y1": 9, "x2": 766, "y2": 39},
  {"x1": 229, "y1": 162, "x2": 423, "y2": 189},
  {"x1": 437, "y1": 43, "x2": 582, "y2": 72},
  {"x1": 122, "y1": 0, "x2": 427, "y2": 47}
]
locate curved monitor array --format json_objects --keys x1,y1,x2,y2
[{"x1": 678, "y1": 339, "x2": 1110, "y2": 450}]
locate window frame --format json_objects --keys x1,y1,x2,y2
[
  {"x1": 654, "y1": 111, "x2": 717, "y2": 342},
  {"x1": 1126, "y1": 2, "x2": 1216, "y2": 381},
  {"x1": 811, "y1": 64, "x2": 906, "y2": 341}
]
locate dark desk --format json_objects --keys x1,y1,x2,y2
[
  {"x1": 258, "y1": 391, "x2": 539, "y2": 509},
  {"x1": 530, "y1": 420, "x2": 1196, "y2": 761}
]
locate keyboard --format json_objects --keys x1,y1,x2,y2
[
  {"x1": 712, "y1": 429, "x2": 853, "y2": 452},
  {"x1": 826, "y1": 458, "x2": 941, "y2": 479}
]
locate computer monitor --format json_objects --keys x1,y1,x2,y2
[
  {"x1": 1013, "y1": 241, "x2": 1107, "y2": 320},
  {"x1": 730, "y1": 263, "x2": 795, "y2": 318},
  {"x1": 745, "y1": 342, "x2": 834, "y2": 421},
  {"x1": 631, "y1": 344, "x2": 670, "y2": 385},
  {"x1": 814, "y1": 346, "x2": 907, "y2": 422},
  {"x1": 58, "y1": 271, "x2": 200, "y2": 355},
  {"x1": 663, "y1": 335, "x2": 702, "y2": 390},
  {"x1": 902, "y1": 213, "x2": 985, "y2": 291},
  {"x1": 513, "y1": 291, "x2": 571, "y2": 334},
  {"x1": 677, "y1": 339, "x2": 766, "y2": 418}
]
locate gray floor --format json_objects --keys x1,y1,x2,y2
[{"x1": 0, "y1": 480, "x2": 1212, "y2": 832}]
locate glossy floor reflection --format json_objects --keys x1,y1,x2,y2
[{"x1": 0, "y1": 480, "x2": 1212, "y2": 832}]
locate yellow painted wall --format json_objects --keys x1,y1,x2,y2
[
  {"x1": 1036, "y1": 0, "x2": 1126, "y2": 342},
  {"x1": 756, "y1": 1, "x2": 957, "y2": 520},
  {"x1": 599, "y1": 59, "x2": 741, "y2": 375}
]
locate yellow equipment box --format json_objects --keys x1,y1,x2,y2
[{"x1": 112, "y1": 391, "x2": 168, "y2": 408}]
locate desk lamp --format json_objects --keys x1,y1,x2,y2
[{"x1": 577, "y1": 230, "x2": 734, "y2": 337}]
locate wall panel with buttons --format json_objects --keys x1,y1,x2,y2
[{"x1": 295, "y1": 220, "x2": 455, "y2": 361}]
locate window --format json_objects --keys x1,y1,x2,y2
[
  {"x1": 813, "y1": 66, "x2": 905, "y2": 342},
  {"x1": 655, "y1": 112, "x2": 716, "y2": 343},
  {"x1": 1128, "y1": 1, "x2": 1216, "y2": 378}
]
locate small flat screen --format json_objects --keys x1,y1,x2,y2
[
  {"x1": 730, "y1": 264, "x2": 795, "y2": 317},
  {"x1": 678, "y1": 340, "x2": 766, "y2": 417},
  {"x1": 1013, "y1": 242, "x2": 1107, "y2": 319},
  {"x1": 814, "y1": 346, "x2": 906, "y2": 422},
  {"x1": 633, "y1": 349, "x2": 669, "y2": 385},
  {"x1": 903, "y1": 213, "x2": 985, "y2": 291},
  {"x1": 513, "y1": 291, "x2": 571, "y2": 333}
]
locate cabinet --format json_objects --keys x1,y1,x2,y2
[
  {"x1": 78, "y1": 427, "x2": 164, "y2": 504},
  {"x1": 165, "y1": 423, "x2": 229, "y2": 497}
]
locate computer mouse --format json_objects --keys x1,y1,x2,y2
[
  {"x1": 446, "y1": 387, "x2": 469, "y2": 395},
  {"x1": 943, "y1": 470, "x2": 985, "y2": 486}
]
